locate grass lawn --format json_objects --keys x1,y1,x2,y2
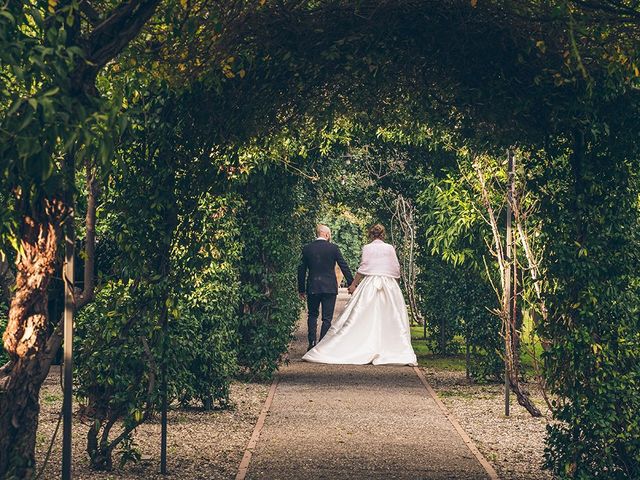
[
  {"x1": 410, "y1": 326, "x2": 466, "y2": 371},
  {"x1": 520, "y1": 311, "x2": 545, "y2": 372},
  {"x1": 411, "y1": 317, "x2": 545, "y2": 375}
]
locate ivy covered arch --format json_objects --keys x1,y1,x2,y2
[{"x1": 1, "y1": 1, "x2": 639, "y2": 478}]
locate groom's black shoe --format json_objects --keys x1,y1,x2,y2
[{"x1": 307, "y1": 341, "x2": 316, "y2": 352}]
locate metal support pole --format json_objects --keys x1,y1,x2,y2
[
  {"x1": 465, "y1": 342, "x2": 470, "y2": 381},
  {"x1": 504, "y1": 355, "x2": 510, "y2": 416},
  {"x1": 423, "y1": 319, "x2": 427, "y2": 340},
  {"x1": 504, "y1": 149, "x2": 515, "y2": 417},
  {"x1": 62, "y1": 210, "x2": 75, "y2": 479},
  {"x1": 159, "y1": 195, "x2": 176, "y2": 475},
  {"x1": 160, "y1": 300, "x2": 168, "y2": 474}
]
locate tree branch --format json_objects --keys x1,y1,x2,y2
[
  {"x1": 76, "y1": 165, "x2": 99, "y2": 310},
  {"x1": 87, "y1": 0, "x2": 162, "y2": 70},
  {"x1": 80, "y1": 1, "x2": 102, "y2": 26}
]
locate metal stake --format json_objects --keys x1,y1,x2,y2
[
  {"x1": 62, "y1": 211, "x2": 75, "y2": 479},
  {"x1": 504, "y1": 149, "x2": 515, "y2": 417},
  {"x1": 160, "y1": 300, "x2": 168, "y2": 474}
]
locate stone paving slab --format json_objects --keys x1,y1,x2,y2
[{"x1": 245, "y1": 290, "x2": 491, "y2": 480}]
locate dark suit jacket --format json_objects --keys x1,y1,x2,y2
[{"x1": 297, "y1": 240, "x2": 354, "y2": 294}]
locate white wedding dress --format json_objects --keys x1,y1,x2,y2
[{"x1": 302, "y1": 239, "x2": 417, "y2": 366}]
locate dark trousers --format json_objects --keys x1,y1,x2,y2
[{"x1": 306, "y1": 293, "x2": 337, "y2": 345}]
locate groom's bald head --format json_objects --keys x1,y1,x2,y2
[{"x1": 316, "y1": 224, "x2": 331, "y2": 240}]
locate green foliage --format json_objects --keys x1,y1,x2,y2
[
  {"x1": 172, "y1": 193, "x2": 242, "y2": 409},
  {"x1": 417, "y1": 255, "x2": 502, "y2": 379},
  {"x1": 532, "y1": 143, "x2": 640, "y2": 478},
  {"x1": 236, "y1": 166, "x2": 316, "y2": 377},
  {"x1": 0, "y1": 3, "x2": 124, "y2": 248},
  {"x1": 75, "y1": 280, "x2": 159, "y2": 467},
  {"x1": 319, "y1": 205, "x2": 368, "y2": 274},
  {"x1": 75, "y1": 183, "x2": 243, "y2": 462},
  {"x1": 410, "y1": 327, "x2": 467, "y2": 371},
  {"x1": 72, "y1": 81, "x2": 246, "y2": 468},
  {"x1": 416, "y1": 160, "x2": 506, "y2": 379}
]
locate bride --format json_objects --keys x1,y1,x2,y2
[{"x1": 302, "y1": 224, "x2": 417, "y2": 366}]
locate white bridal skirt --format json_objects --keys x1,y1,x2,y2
[{"x1": 302, "y1": 275, "x2": 418, "y2": 366}]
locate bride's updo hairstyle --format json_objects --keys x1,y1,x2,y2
[{"x1": 368, "y1": 223, "x2": 386, "y2": 241}]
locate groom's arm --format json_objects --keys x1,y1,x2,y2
[
  {"x1": 297, "y1": 250, "x2": 308, "y2": 295},
  {"x1": 348, "y1": 272, "x2": 365, "y2": 294},
  {"x1": 335, "y1": 246, "x2": 354, "y2": 286}
]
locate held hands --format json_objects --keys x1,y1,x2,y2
[
  {"x1": 299, "y1": 292, "x2": 306, "y2": 301},
  {"x1": 347, "y1": 283, "x2": 357, "y2": 295}
]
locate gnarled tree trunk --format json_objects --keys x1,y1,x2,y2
[
  {"x1": 0, "y1": 1, "x2": 161, "y2": 475},
  {"x1": 0, "y1": 199, "x2": 65, "y2": 479}
]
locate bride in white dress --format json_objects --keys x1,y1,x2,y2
[{"x1": 302, "y1": 224, "x2": 417, "y2": 366}]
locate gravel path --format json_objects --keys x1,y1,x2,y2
[
  {"x1": 244, "y1": 290, "x2": 492, "y2": 480},
  {"x1": 35, "y1": 369, "x2": 270, "y2": 479},
  {"x1": 423, "y1": 369, "x2": 553, "y2": 480}
]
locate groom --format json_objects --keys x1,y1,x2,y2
[{"x1": 298, "y1": 225, "x2": 354, "y2": 351}]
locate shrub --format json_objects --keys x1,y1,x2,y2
[
  {"x1": 417, "y1": 255, "x2": 502, "y2": 379},
  {"x1": 75, "y1": 280, "x2": 160, "y2": 470},
  {"x1": 173, "y1": 194, "x2": 242, "y2": 409},
  {"x1": 236, "y1": 167, "x2": 317, "y2": 377}
]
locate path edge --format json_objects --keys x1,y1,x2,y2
[
  {"x1": 413, "y1": 366, "x2": 500, "y2": 480},
  {"x1": 234, "y1": 375, "x2": 280, "y2": 480}
]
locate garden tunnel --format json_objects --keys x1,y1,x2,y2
[{"x1": 1, "y1": 1, "x2": 639, "y2": 478}]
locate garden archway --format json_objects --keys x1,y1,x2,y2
[{"x1": 1, "y1": 1, "x2": 639, "y2": 478}]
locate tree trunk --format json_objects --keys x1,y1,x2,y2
[
  {"x1": 0, "y1": 361, "x2": 45, "y2": 478},
  {"x1": 507, "y1": 256, "x2": 541, "y2": 416},
  {"x1": 0, "y1": 198, "x2": 65, "y2": 479},
  {"x1": 87, "y1": 414, "x2": 116, "y2": 471},
  {"x1": 475, "y1": 155, "x2": 542, "y2": 417},
  {"x1": 0, "y1": 2, "x2": 162, "y2": 474},
  {"x1": 507, "y1": 365, "x2": 542, "y2": 415}
]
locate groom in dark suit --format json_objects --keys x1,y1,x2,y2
[{"x1": 298, "y1": 225, "x2": 354, "y2": 351}]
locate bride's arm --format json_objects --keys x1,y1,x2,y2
[{"x1": 347, "y1": 272, "x2": 364, "y2": 294}]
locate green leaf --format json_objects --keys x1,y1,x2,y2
[
  {"x1": 0, "y1": 10, "x2": 15, "y2": 23},
  {"x1": 42, "y1": 87, "x2": 59, "y2": 97}
]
